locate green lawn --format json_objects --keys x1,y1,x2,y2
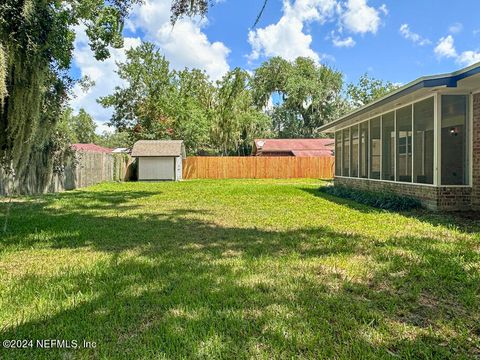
[{"x1": 1, "y1": 179, "x2": 479, "y2": 359}]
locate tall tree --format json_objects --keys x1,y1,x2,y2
[
  {"x1": 0, "y1": 0, "x2": 139, "y2": 193},
  {"x1": 101, "y1": 43, "x2": 270, "y2": 155},
  {"x1": 347, "y1": 73, "x2": 399, "y2": 109},
  {"x1": 252, "y1": 56, "x2": 345, "y2": 138},
  {"x1": 71, "y1": 109, "x2": 98, "y2": 144},
  {"x1": 212, "y1": 68, "x2": 271, "y2": 155},
  {"x1": 100, "y1": 42, "x2": 214, "y2": 154}
]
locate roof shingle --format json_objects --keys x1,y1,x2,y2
[{"x1": 131, "y1": 140, "x2": 185, "y2": 157}]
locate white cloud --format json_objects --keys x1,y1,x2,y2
[
  {"x1": 70, "y1": 0, "x2": 231, "y2": 127},
  {"x1": 71, "y1": 26, "x2": 141, "y2": 128},
  {"x1": 434, "y1": 34, "x2": 480, "y2": 67},
  {"x1": 456, "y1": 50, "x2": 480, "y2": 66},
  {"x1": 340, "y1": 0, "x2": 383, "y2": 34},
  {"x1": 434, "y1": 35, "x2": 457, "y2": 59},
  {"x1": 399, "y1": 24, "x2": 431, "y2": 46},
  {"x1": 248, "y1": 0, "x2": 338, "y2": 62},
  {"x1": 379, "y1": 4, "x2": 388, "y2": 15},
  {"x1": 332, "y1": 35, "x2": 356, "y2": 48},
  {"x1": 448, "y1": 22, "x2": 463, "y2": 34},
  {"x1": 129, "y1": 0, "x2": 230, "y2": 81},
  {"x1": 248, "y1": 0, "x2": 385, "y2": 61}
]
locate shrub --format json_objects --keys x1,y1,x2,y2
[{"x1": 319, "y1": 185, "x2": 421, "y2": 211}]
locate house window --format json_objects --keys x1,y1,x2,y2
[
  {"x1": 335, "y1": 131, "x2": 342, "y2": 176},
  {"x1": 413, "y1": 97, "x2": 434, "y2": 184},
  {"x1": 381, "y1": 111, "x2": 395, "y2": 181},
  {"x1": 370, "y1": 117, "x2": 381, "y2": 179},
  {"x1": 396, "y1": 105, "x2": 412, "y2": 182},
  {"x1": 359, "y1": 121, "x2": 369, "y2": 178},
  {"x1": 441, "y1": 95, "x2": 469, "y2": 185},
  {"x1": 343, "y1": 128, "x2": 350, "y2": 177},
  {"x1": 351, "y1": 126, "x2": 359, "y2": 177}
]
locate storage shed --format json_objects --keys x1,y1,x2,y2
[{"x1": 131, "y1": 140, "x2": 186, "y2": 181}]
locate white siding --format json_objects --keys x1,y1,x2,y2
[{"x1": 138, "y1": 157, "x2": 175, "y2": 180}]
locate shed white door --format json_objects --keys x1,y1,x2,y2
[{"x1": 139, "y1": 157, "x2": 175, "y2": 180}]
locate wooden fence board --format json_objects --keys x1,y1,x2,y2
[{"x1": 182, "y1": 156, "x2": 334, "y2": 180}]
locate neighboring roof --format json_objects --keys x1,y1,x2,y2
[
  {"x1": 254, "y1": 139, "x2": 334, "y2": 152},
  {"x1": 320, "y1": 61, "x2": 480, "y2": 133},
  {"x1": 291, "y1": 150, "x2": 333, "y2": 157},
  {"x1": 131, "y1": 140, "x2": 185, "y2": 157},
  {"x1": 72, "y1": 143, "x2": 112, "y2": 153}
]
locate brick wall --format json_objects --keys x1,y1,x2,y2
[
  {"x1": 334, "y1": 177, "x2": 472, "y2": 211},
  {"x1": 472, "y1": 93, "x2": 480, "y2": 210}
]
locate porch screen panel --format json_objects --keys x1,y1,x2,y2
[
  {"x1": 351, "y1": 126, "x2": 359, "y2": 177},
  {"x1": 335, "y1": 131, "x2": 342, "y2": 176},
  {"x1": 343, "y1": 128, "x2": 350, "y2": 177},
  {"x1": 396, "y1": 105, "x2": 412, "y2": 182},
  {"x1": 381, "y1": 112, "x2": 395, "y2": 181},
  {"x1": 441, "y1": 95, "x2": 468, "y2": 185},
  {"x1": 359, "y1": 121, "x2": 369, "y2": 178},
  {"x1": 370, "y1": 117, "x2": 381, "y2": 179},
  {"x1": 413, "y1": 97, "x2": 434, "y2": 184}
]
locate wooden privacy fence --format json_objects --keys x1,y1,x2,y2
[
  {"x1": 183, "y1": 156, "x2": 335, "y2": 179},
  {"x1": 0, "y1": 152, "x2": 133, "y2": 196}
]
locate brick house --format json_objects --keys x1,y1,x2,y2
[
  {"x1": 252, "y1": 139, "x2": 334, "y2": 157},
  {"x1": 319, "y1": 62, "x2": 480, "y2": 211}
]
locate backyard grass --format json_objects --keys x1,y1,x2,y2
[{"x1": 0, "y1": 179, "x2": 479, "y2": 359}]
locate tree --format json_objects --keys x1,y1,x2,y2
[
  {"x1": 71, "y1": 109, "x2": 97, "y2": 143},
  {"x1": 0, "y1": 0, "x2": 140, "y2": 193},
  {"x1": 100, "y1": 42, "x2": 214, "y2": 155},
  {"x1": 211, "y1": 68, "x2": 271, "y2": 155},
  {"x1": 347, "y1": 73, "x2": 400, "y2": 109},
  {"x1": 101, "y1": 43, "x2": 271, "y2": 155},
  {"x1": 252, "y1": 57, "x2": 345, "y2": 138},
  {"x1": 97, "y1": 131, "x2": 130, "y2": 149}
]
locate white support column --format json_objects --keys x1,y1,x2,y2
[
  {"x1": 380, "y1": 116, "x2": 383, "y2": 179},
  {"x1": 411, "y1": 104, "x2": 415, "y2": 182},
  {"x1": 394, "y1": 110, "x2": 397, "y2": 181},
  {"x1": 368, "y1": 120, "x2": 371, "y2": 179},
  {"x1": 434, "y1": 93, "x2": 441, "y2": 186},
  {"x1": 469, "y1": 94, "x2": 473, "y2": 186},
  {"x1": 358, "y1": 124, "x2": 361, "y2": 178}
]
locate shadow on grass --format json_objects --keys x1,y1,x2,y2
[
  {"x1": 303, "y1": 186, "x2": 480, "y2": 235},
  {"x1": 0, "y1": 188, "x2": 479, "y2": 358}
]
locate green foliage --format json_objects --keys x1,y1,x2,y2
[
  {"x1": 96, "y1": 131, "x2": 130, "y2": 149},
  {"x1": 0, "y1": 0, "x2": 139, "y2": 193},
  {"x1": 212, "y1": 68, "x2": 272, "y2": 155},
  {"x1": 252, "y1": 56, "x2": 346, "y2": 138},
  {"x1": 71, "y1": 109, "x2": 98, "y2": 144},
  {"x1": 346, "y1": 73, "x2": 400, "y2": 109},
  {"x1": 101, "y1": 42, "x2": 271, "y2": 155},
  {"x1": 319, "y1": 184, "x2": 421, "y2": 211}
]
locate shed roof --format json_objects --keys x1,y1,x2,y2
[{"x1": 131, "y1": 140, "x2": 185, "y2": 157}]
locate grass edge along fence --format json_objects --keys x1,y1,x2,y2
[{"x1": 183, "y1": 156, "x2": 335, "y2": 180}]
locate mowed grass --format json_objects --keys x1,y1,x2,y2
[{"x1": 0, "y1": 179, "x2": 479, "y2": 359}]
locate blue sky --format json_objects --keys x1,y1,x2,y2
[{"x1": 70, "y1": 0, "x2": 480, "y2": 132}]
